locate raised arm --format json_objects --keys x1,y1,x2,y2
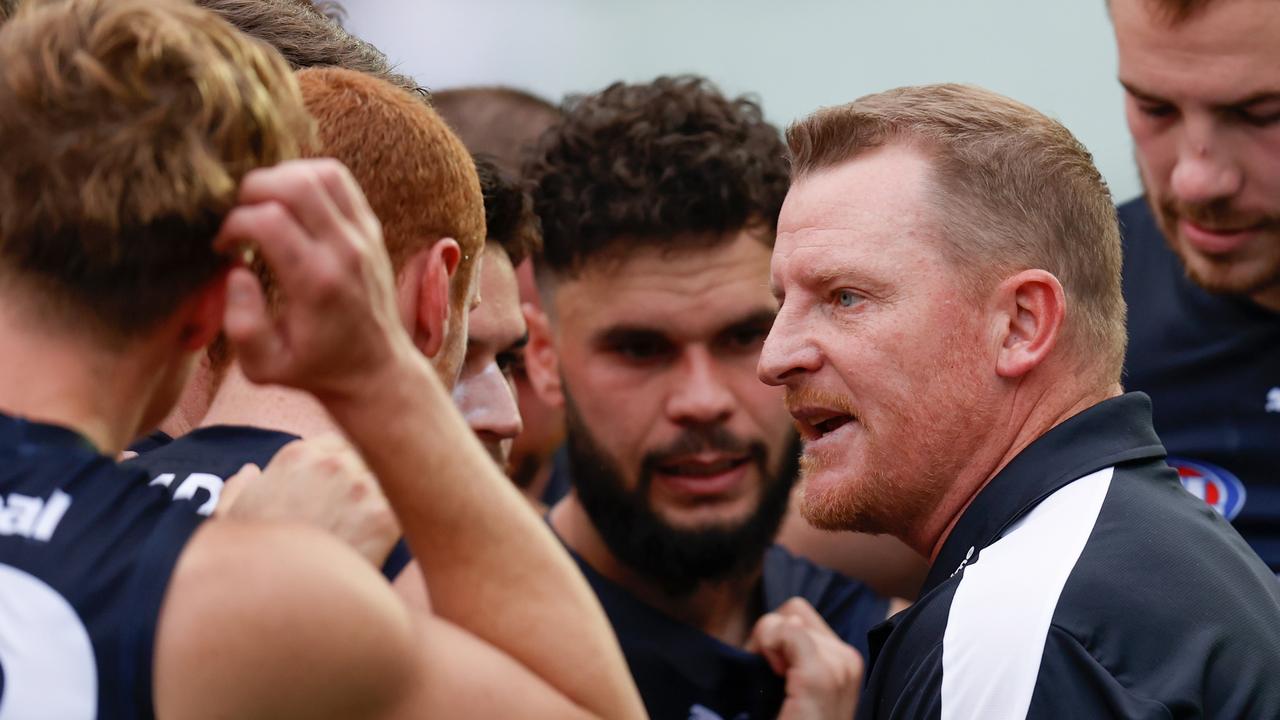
[
  {"x1": 213, "y1": 158, "x2": 646, "y2": 720},
  {"x1": 154, "y1": 521, "x2": 600, "y2": 719}
]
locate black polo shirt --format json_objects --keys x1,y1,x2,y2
[{"x1": 859, "y1": 393, "x2": 1280, "y2": 719}]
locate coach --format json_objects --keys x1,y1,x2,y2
[{"x1": 759, "y1": 83, "x2": 1280, "y2": 718}]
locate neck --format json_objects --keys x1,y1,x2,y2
[
  {"x1": 550, "y1": 494, "x2": 764, "y2": 647},
  {"x1": 1252, "y1": 284, "x2": 1280, "y2": 313},
  {"x1": 0, "y1": 306, "x2": 161, "y2": 455},
  {"x1": 918, "y1": 379, "x2": 1123, "y2": 564},
  {"x1": 200, "y1": 363, "x2": 337, "y2": 438}
]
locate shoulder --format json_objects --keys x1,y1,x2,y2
[
  {"x1": 125, "y1": 425, "x2": 298, "y2": 475},
  {"x1": 153, "y1": 519, "x2": 419, "y2": 719}
]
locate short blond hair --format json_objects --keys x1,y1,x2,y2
[
  {"x1": 788, "y1": 84, "x2": 1126, "y2": 385},
  {"x1": 0, "y1": 0, "x2": 313, "y2": 341}
]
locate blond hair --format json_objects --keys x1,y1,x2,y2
[
  {"x1": 0, "y1": 0, "x2": 313, "y2": 341},
  {"x1": 789, "y1": 84, "x2": 1126, "y2": 385}
]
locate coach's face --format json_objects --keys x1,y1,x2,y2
[
  {"x1": 550, "y1": 233, "x2": 793, "y2": 534},
  {"x1": 1114, "y1": 0, "x2": 1280, "y2": 309},
  {"x1": 759, "y1": 144, "x2": 997, "y2": 536}
]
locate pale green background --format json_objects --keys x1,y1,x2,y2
[{"x1": 346, "y1": 0, "x2": 1141, "y2": 203}]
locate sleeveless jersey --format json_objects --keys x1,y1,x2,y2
[
  {"x1": 124, "y1": 425, "x2": 412, "y2": 579},
  {"x1": 0, "y1": 412, "x2": 205, "y2": 719}
]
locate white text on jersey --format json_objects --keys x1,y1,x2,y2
[{"x1": 0, "y1": 490, "x2": 72, "y2": 541}]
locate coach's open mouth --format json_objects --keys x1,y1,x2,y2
[{"x1": 791, "y1": 408, "x2": 857, "y2": 441}]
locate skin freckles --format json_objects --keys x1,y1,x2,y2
[{"x1": 759, "y1": 145, "x2": 1000, "y2": 546}]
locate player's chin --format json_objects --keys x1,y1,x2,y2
[{"x1": 1182, "y1": 252, "x2": 1280, "y2": 296}]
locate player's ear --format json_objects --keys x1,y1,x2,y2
[
  {"x1": 523, "y1": 302, "x2": 563, "y2": 408},
  {"x1": 992, "y1": 269, "x2": 1065, "y2": 379},
  {"x1": 178, "y1": 268, "x2": 230, "y2": 352},
  {"x1": 415, "y1": 238, "x2": 462, "y2": 360}
]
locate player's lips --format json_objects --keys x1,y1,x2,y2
[
  {"x1": 789, "y1": 406, "x2": 857, "y2": 442},
  {"x1": 1179, "y1": 218, "x2": 1264, "y2": 256},
  {"x1": 653, "y1": 452, "x2": 751, "y2": 496}
]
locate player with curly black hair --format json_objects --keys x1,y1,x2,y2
[{"x1": 523, "y1": 74, "x2": 888, "y2": 719}]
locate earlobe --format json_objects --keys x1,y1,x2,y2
[
  {"x1": 523, "y1": 303, "x2": 564, "y2": 408},
  {"x1": 993, "y1": 270, "x2": 1065, "y2": 379}
]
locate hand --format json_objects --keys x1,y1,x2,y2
[
  {"x1": 215, "y1": 158, "x2": 421, "y2": 404},
  {"x1": 219, "y1": 435, "x2": 401, "y2": 568},
  {"x1": 747, "y1": 597, "x2": 864, "y2": 720}
]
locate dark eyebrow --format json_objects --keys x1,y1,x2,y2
[
  {"x1": 594, "y1": 325, "x2": 670, "y2": 348},
  {"x1": 1119, "y1": 80, "x2": 1164, "y2": 104},
  {"x1": 1226, "y1": 92, "x2": 1280, "y2": 111},
  {"x1": 718, "y1": 309, "x2": 778, "y2": 336},
  {"x1": 594, "y1": 308, "x2": 778, "y2": 347},
  {"x1": 1121, "y1": 80, "x2": 1280, "y2": 111}
]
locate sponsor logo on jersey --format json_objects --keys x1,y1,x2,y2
[
  {"x1": 0, "y1": 489, "x2": 72, "y2": 541},
  {"x1": 1169, "y1": 457, "x2": 1246, "y2": 521}
]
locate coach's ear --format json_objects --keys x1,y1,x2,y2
[
  {"x1": 401, "y1": 238, "x2": 461, "y2": 360},
  {"x1": 992, "y1": 269, "x2": 1065, "y2": 379},
  {"x1": 178, "y1": 269, "x2": 231, "y2": 352}
]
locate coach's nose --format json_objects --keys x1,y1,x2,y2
[{"x1": 758, "y1": 304, "x2": 822, "y2": 386}]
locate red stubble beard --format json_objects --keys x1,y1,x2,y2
[
  {"x1": 1149, "y1": 193, "x2": 1280, "y2": 299},
  {"x1": 790, "y1": 331, "x2": 998, "y2": 543}
]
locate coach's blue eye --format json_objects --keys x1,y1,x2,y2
[{"x1": 836, "y1": 289, "x2": 862, "y2": 308}]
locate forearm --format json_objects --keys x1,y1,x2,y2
[{"x1": 325, "y1": 352, "x2": 645, "y2": 720}]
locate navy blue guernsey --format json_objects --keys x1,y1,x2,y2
[
  {"x1": 1119, "y1": 197, "x2": 1280, "y2": 570},
  {"x1": 552, "y1": 452, "x2": 887, "y2": 720},
  {"x1": 570, "y1": 547, "x2": 885, "y2": 720},
  {"x1": 858, "y1": 394, "x2": 1280, "y2": 720},
  {"x1": 125, "y1": 425, "x2": 412, "y2": 580},
  {"x1": 0, "y1": 412, "x2": 205, "y2": 719},
  {"x1": 125, "y1": 430, "x2": 172, "y2": 456}
]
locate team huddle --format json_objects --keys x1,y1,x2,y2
[{"x1": 0, "y1": 0, "x2": 1278, "y2": 718}]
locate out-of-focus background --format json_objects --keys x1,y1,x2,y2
[{"x1": 345, "y1": 0, "x2": 1140, "y2": 202}]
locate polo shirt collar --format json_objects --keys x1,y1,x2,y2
[{"x1": 922, "y1": 392, "x2": 1166, "y2": 596}]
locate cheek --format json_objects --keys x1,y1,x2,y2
[
  {"x1": 1133, "y1": 139, "x2": 1174, "y2": 186},
  {"x1": 1242, "y1": 137, "x2": 1280, "y2": 196},
  {"x1": 562, "y1": 359, "x2": 658, "y2": 461},
  {"x1": 736, "y1": 378, "x2": 790, "y2": 438}
]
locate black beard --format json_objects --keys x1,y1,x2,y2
[{"x1": 563, "y1": 390, "x2": 798, "y2": 597}]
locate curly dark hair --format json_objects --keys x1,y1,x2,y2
[
  {"x1": 525, "y1": 75, "x2": 789, "y2": 277},
  {"x1": 475, "y1": 155, "x2": 541, "y2": 266}
]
